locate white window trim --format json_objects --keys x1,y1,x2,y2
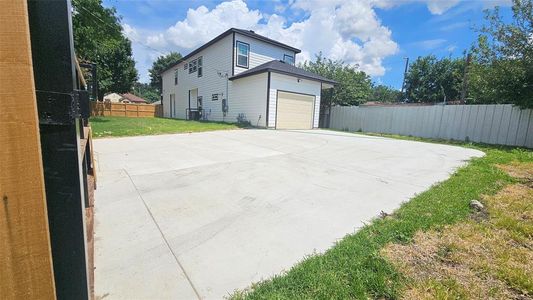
[
  {"x1": 189, "y1": 59, "x2": 197, "y2": 74},
  {"x1": 197, "y1": 56, "x2": 203, "y2": 77},
  {"x1": 283, "y1": 54, "x2": 294, "y2": 65},
  {"x1": 236, "y1": 41, "x2": 249, "y2": 69}
]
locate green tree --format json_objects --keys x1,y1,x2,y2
[
  {"x1": 133, "y1": 82, "x2": 160, "y2": 103},
  {"x1": 469, "y1": 0, "x2": 532, "y2": 108},
  {"x1": 300, "y1": 53, "x2": 372, "y2": 107},
  {"x1": 72, "y1": 0, "x2": 138, "y2": 98},
  {"x1": 370, "y1": 85, "x2": 402, "y2": 103},
  {"x1": 404, "y1": 55, "x2": 464, "y2": 103},
  {"x1": 148, "y1": 52, "x2": 182, "y2": 92}
]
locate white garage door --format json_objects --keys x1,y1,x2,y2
[{"x1": 276, "y1": 91, "x2": 315, "y2": 129}]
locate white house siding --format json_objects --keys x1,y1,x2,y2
[
  {"x1": 234, "y1": 32, "x2": 296, "y2": 75},
  {"x1": 161, "y1": 34, "x2": 233, "y2": 120},
  {"x1": 268, "y1": 73, "x2": 322, "y2": 128},
  {"x1": 228, "y1": 73, "x2": 268, "y2": 127}
]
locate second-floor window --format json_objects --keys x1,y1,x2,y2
[
  {"x1": 174, "y1": 70, "x2": 178, "y2": 85},
  {"x1": 189, "y1": 59, "x2": 197, "y2": 74},
  {"x1": 283, "y1": 54, "x2": 294, "y2": 65},
  {"x1": 236, "y1": 41, "x2": 249, "y2": 68},
  {"x1": 197, "y1": 56, "x2": 203, "y2": 77}
]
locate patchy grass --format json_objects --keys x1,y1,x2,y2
[
  {"x1": 90, "y1": 116, "x2": 239, "y2": 138},
  {"x1": 382, "y1": 162, "x2": 533, "y2": 299},
  {"x1": 231, "y1": 134, "x2": 532, "y2": 300}
]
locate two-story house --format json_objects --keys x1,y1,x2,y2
[{"x1": 160, "y1": 28, "x2": 336, "y2": 129}]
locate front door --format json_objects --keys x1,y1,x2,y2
[
  {"x1": 189, "y1": 88, "x2": 198, "y2": 110},
  {"x1": 170, "y1": 93, "x2": 175, "y2": 117}
]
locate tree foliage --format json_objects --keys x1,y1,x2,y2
[
  {"x1": 369, "y1": 85, "x2": 402, "y2": 103},
  {"x1": 404, "y1": 55, "x2": 465, "y2": 103},
  {"x1": 469, "y1": 0, "x2": 532, "y2": 108},
  {"x1": 132, "y1": 82, "x2": 160, "y2": 103},
  {"x1": 72, "y1": 0, "x2": 138, "y2": 98},
  {"x1": 300, "y1": 53, "x2": 372, "y2": 107},
  {"x1": 148, "y1": 52, "x2": 183, "y2": 92},
  {"x1": 400, "y1": 1, "x2": 531, "y2": 108}
]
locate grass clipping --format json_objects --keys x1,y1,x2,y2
[{"x1": 382, "y1": 162, "x2": 533, "y2": 299}]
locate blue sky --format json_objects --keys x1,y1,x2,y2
[{"x1": 103, "y1": 0, "x2": 512, "y2": 88}]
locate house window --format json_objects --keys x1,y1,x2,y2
[
  {"x1": 236, "y1": 41, "x2": 249, "y2": 68},
  {"x1": 197, "y1": 56, "x2": 203, "y2": 77},
  {"x1": 212, "y1": 94, "x2": 218, "y2": 101},
  {"x1": 184, "y1": 63, "x2": 187, "y2": 70},
  {"x1": 283, "y1": 54, "x2": 294, "y2": 65},
  {"x1": 189, "y1": 59, "x2": 197, "y2": 74},
  {"x1": 174, "y1": 70, "x2": 178, "y2": 85}
]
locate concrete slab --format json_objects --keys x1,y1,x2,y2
[{"x1": 94, "y1": 129, "x2": 484, "y2": 299}]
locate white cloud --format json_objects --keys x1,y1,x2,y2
[
  {"x1": 440, "y1": 21, "x2": 469, "y2": 31},
  {"x1": 128, "y1": 0, "x2": 505, "y2": 82},
  {"x1": 412, "y1": 38, "x2": 448, "y2": 50},
  {"x1": 142, "y1": 0, "x2": 400, "y2": 77},
  {"x1": 165, "y1": 0, "x2": 262, "y2": 49},
  {"x1": 446, "y1": 44, "x2": 457, "y2": 52},
  {"x1": 425, "y1": 0, "x2": 461, "y2": 15},
  {"x1": 122, "y1": 23, "x2": 139, "y2": 41},
  {"x1": 368, "y1": 0, "x2": 460, "y2": 14},
  {"x1": 146, "y1": 33, "x2": 168, "y2": 48},
  {"x1": 482, "y1": 0, "x2": 512, "y2": 8}
]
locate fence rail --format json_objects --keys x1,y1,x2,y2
[
  {"x1": 329, "y1": 104, "x2": 533, "y2": 148},
  {"x1": 91, "y1": 102, "x2": 162, "y2": 118}
]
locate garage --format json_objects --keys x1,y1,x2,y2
[
  {"x1": 228, "y1": 60, "x2": 336, "y2": 129},
  {"x1": 276, "y1": 91, "x2": 315, "y2": 129}
]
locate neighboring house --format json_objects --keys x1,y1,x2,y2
[
  {"x1": 102, "y1": 92, "x2": 148, "y2": 104},
  {"x1": 160, "y1": 28, "x2": 335, "y2": 129},
  {"x1": 121, "y1": 93, "x2": 148, "y2": 104},
  {"x1": 103, "y1": 92, "x2": 123, "y2": 103}
]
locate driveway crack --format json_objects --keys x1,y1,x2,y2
[{"x1": 123, "y1": 169, "x2": 202, "y2": 300}]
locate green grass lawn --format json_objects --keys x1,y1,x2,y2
[
  {"x1": 232, "y1": 133, "x2": 533, "y2": 299},
  {"x1": 90, "y1": 116, "x2": 240, "y2": 138}
]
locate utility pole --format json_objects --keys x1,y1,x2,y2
[
  {"x1": 460, "y1": 53, "x2": 472, "y2": 103},
  {"x1": 400, "y1": 57, "x2": 409, "y2": 102}
]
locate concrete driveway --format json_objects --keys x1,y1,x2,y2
[{"x1": 93, "y1": 129, "x2": 483, "y2": 299}]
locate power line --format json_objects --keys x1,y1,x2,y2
[{"x1": 72, "y1": 1, "x2": 168, "y2": 56}]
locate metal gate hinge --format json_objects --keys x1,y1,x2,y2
[{"x1": 36, "y1": 90, "x2": 80, "y2": 125}]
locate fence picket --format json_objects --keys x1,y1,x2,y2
[{"x1": 91, "y1": 102, "x2": 163, "y2": 118}]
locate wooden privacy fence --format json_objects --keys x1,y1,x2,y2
[
  {"x1": 329, "y1": 104, "x2": 533, "y2": 148},
  {"x1": 91, "y1": 102, "x2": 163, "y2": 117}
]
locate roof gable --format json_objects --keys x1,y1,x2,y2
[
  {"x1": 121, "y1": 93, "x2": 147, "y2": 103},
  {"x1": 161, "y1": 28, "x2": 301, "y2": 74}
]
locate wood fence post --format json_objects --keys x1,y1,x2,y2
[{"x1": 0, "y1": 1, "x2": 56, "y2": 298}]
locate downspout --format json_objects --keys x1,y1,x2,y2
[
  {"x1": 266, "y1": 72, "x2": 271, "y2": 128},
  {"x1": 224, "y1": 73, "x2": 229, "y2": 122}
]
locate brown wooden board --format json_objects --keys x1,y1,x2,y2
[
  {"x1": 91, "y1": 102, "x2": 160, "y2": 118},
  {"x1": 0, "y1": 1, "x2": 56, "y2": 298}
]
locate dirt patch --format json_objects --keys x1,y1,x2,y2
[
  {"x1": 497, "y1": 162, "x2": 533, "y2": 185},
  {"x1": 382, "y1": 163, "x2": 533, "y2": 299}
]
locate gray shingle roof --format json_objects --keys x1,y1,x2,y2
[{"x1": 229, "y1": 60, "x2": 337, "y2": 85}]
